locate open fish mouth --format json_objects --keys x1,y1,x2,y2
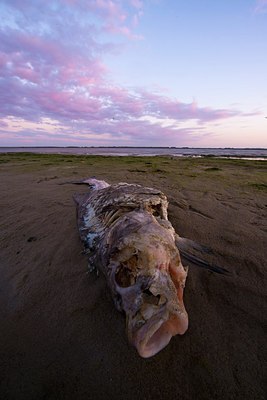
[{"x1": 129, "y1": 306, "x2": 188, "y2": 358}]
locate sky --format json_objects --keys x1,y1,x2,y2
[{"x1": 0, "y1": 0, "x2": 266, "y2": 148}]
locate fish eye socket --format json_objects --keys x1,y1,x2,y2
[
  {"x1": 151, "y1": 203, "x2": 162, "y2": 217},
  {"x1": 115, "y1": 264, "x2": 137, "y2": 287}
]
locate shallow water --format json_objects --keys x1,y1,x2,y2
[{"x1": 1, "y1": 146, "x2": 266, "y2": 159}]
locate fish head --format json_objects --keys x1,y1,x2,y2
[{"x1": 107, "y1": 213, "x2": 188, "y2": 358}]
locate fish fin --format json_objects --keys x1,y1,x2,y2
[
  {"x1": 175, "y1": 236, "x2": 212, "y2": 254},
  {"x1": 175, "y1": 235, "x2": 230, "y2": 275},
  {"x1": 58, "y1": 179, "x2": 89, "y2": 186},
  {"x1": 81, "y1": 178, "x2": 110, "y2": 190},
  {"x1": 59, "y1": 177, "x2": 110, "y2": 190}
]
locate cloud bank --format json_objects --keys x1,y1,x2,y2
[{"x1": 0, "y1": 0, "x2": 246, "y2": 146}]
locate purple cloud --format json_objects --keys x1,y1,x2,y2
[
  {"x1": 0, "y1": 120, "x2": 8, "y2": 128},
  {"x1": 0, "y1": 0, "x2": 248, "y2": 146}
]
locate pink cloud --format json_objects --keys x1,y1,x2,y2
[
  {"x1": 254, "y1": 0, "x2": 267, "y2": 13},
  {"x1": 105, "y1": 23, "x2": 143, "y2": 40},
  {"x1": 92, "y1": 0, "x2": 127, "y2": 21},
  {"x1": 130, "y1": 0, "x2": 143, "y2": 9},
  {"x1": 0, "y1": 0, "x2": 250, "y2": 146},
  {"x1": 59, "y1": 0, "x2": 142, "y2": 38}
]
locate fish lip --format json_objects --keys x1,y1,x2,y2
[
  {"x1": 132, "y1": 312, "x2": 170, "y2": 358},
  {"x1": 129, "y1": 307, "x2": 188, "y2": 358},
  {"x1": 129, "y1": 309, "x2": 170, "y2": 358}
]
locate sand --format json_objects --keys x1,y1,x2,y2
[{"x1": 0, "y1": 153, "x2": 266, "y2": 400}]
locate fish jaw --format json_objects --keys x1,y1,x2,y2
[
  {"x1": 133, "y1": 264, "x2": 188, "y2": 358},
  {"x1": 113, "y1": 268, "x2": 188, "y2": 358},
  {"x1": 108, "y1": 261, "x2": 188, "y2": 358},
  {"x1": 128, "y1": 303, "x2": 188, "y2": 358},
  {"x1": 101, "y1": 210, "x2": 189, "y2": 357}
]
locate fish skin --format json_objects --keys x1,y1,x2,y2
[{"x1": 74, "y1": 179, "x2": 188, "y2": 358}]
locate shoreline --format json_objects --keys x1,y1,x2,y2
[
  {"x1": 0, "y1": 150, "x2": 266, "y2": 161},
  {"x1": 0, "y1": 146, "x2": 266, "y2": 160}
]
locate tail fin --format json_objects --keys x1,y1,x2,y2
[
  {"x1": 60, "y1": 177, "x2": 110, "y2": 190},
  {"x1": 81, "y1": 178, "x2": 110, "y2": 190}
]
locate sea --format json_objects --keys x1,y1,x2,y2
[{"x1": 0, "y1": 147, "x2": 266, "y2": 160}]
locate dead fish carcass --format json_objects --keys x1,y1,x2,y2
[{"x1": 74, "y1": 178, "x2": 188, "y2": 358}]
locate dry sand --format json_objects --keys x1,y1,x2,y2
[{"x1": 0, "y1": 153, "x2": 266, "y2": 400}]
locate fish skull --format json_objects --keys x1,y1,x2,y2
[{"x1": 106, "y1": 216, "x2": 188, "y2": 358}]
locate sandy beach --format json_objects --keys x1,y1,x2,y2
[{"x1": 0, "y1": 153, "x2": 266, "y2": 400}]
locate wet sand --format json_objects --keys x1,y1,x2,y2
[{"x1": 0, "y1": 153, "x2": 266, "y2": 400}]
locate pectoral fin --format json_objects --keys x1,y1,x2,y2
[{"x1": 175, "y1": 235, "x2": 229, "y2": 275}]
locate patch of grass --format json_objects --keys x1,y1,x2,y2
[
  {"x1": 248, "y1": 183, "x2": 267, "y2": 191},
  {"x1": 0, "y1": 158, "x2": 10, "y2": 164},
  {"x1": 1, "y1": 153, "x2": 265, "y2": 196},
  {"x1": 121, "y1": 157, "x2": 139, "y2": 164}
]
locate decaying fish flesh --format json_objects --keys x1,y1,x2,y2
[{"x1": 73, "y1": 178, "x2": 190, "y2": 358}]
